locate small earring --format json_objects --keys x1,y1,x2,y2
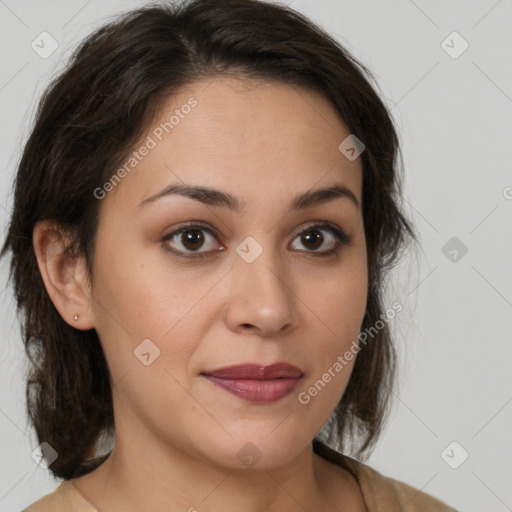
[{"x1": 73, "y1": 314, "x2": 79, "y2": 321}]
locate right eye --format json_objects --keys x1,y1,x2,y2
[{"x1": 161, "y1": 222, "x2": 225, "y2": 259}]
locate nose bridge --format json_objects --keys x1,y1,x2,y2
[
  {"x1": 226, "y1": 234, "x2": 298, "y2": 335},
  {"x1": 236, "y1": 233, "x2": 289, "y2": 288}
]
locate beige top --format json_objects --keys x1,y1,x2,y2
[{"x1": 23, "y1": 440, "x2": 457, "y2": 511}]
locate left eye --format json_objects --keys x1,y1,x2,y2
[{"x1": 289, "y1": 225, "x2": 344, "y2": 254}]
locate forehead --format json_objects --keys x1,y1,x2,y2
[{"x1": 99, "y1": 76, "x2": 363, "y2": 215}]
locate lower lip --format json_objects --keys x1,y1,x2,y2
[{"x1": 203, "y1": 375, "x2": 301, "y2": 403}]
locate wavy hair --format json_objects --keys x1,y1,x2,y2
[{"x1": 1, "y1": 0, "x2": 417, "y2": 479}]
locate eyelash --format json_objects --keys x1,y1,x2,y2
[{"x1": 160, "y1": 221, "x2": 352, "y2": 260}]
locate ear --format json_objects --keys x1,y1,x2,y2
[{"x1": 32, "y1": 219, "x2": 95, "y2": 330}]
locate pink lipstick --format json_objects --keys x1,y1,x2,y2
[{"x1": 201, "y1": 363, "x2": 303, "y2": 403}]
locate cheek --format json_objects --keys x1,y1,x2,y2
[
  {"x1": 305, "y1": 257, "x2": 368, "y2": 340},
  {"x1": 90, "y1": 259, "x2": 203, "y2": 422},
  {"x1": 90, "y1": 247, "x2": 216, "y2": 385},
  {"x1": 297, "y1": 256, "x2": 367, "y2": 402}
]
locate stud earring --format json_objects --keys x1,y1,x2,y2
[{"x1": 73, "y1": 314, "x2": 79, "y2": 321}]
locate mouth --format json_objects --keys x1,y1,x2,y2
[{"x1": 201, "y1": 363, "x2": 303, "y2": 403}]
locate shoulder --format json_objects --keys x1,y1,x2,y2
[
  {"x1": 22, "y1": 480, "x2": 97, "y2": 512},
  {"x1": 346, "y1": 456, "x2": 458, "y2": 511},
  {"x1": 313, "y1": 440, "x2": 458, "y2": 512}
]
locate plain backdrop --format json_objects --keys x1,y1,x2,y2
[{"x1": 1, "y1": 1, "x2": 511, "y2": 511}]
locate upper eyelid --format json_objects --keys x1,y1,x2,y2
[{"x1": 162, "y1": 222, "x2": 217, "y2": 241}]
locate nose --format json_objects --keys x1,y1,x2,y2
[{"x1": 222, "y1": 243, "x2": 300, "y2": 338}]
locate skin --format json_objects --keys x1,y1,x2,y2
[{"x1": 33, "y1": 76, "x2": 368, "y2": 511}]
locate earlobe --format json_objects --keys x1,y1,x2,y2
[{"x1": 32, "y1": 220, "x2": 95, "y2": 330}]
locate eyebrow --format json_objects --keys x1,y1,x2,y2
[{"x1": 138, "y1": 182, "x2": 360, "y2": 212}]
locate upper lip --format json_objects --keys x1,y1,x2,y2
[{"x1": 202, "y1": 363, "x2": 303, "y2": 379}]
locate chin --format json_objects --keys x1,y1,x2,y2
[{"x1": 198, "y1": 430, "x2": 310, "y2": 471}]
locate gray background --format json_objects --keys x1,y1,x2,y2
[{"x1": 1, "y1": 0, "x2": 511, "y2": 510}]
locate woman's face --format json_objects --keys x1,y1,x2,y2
[{"x1": 89, "y1": 77, "x2": 367, "y2": 469}]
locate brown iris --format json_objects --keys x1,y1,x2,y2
[
  {"x1": 181, "y1": 229, "x2": 205, "y2": 251},
  {"x1": 301, "y1": 229, "x2": 323, "y2": 250}
]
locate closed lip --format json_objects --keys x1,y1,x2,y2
[{"x1": 201, "y1": 362, "x2": 303, "y2": 380}]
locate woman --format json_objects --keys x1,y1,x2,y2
[{"x1": 1, "y1": 0, "x2": 457, "y2": 510}]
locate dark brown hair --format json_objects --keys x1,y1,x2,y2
[{"x1": 1, "y1": 0, "x2": 416, "y2": 480}]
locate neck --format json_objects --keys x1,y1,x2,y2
[{"x1": 72, "y1": 421, "x2": 341, "y2": 511}]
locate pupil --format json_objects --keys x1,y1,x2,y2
[
  {"x1": 303, "y1": 230, "x2": 322, "y2": 250},
  {"x1": 183, "y1": 230, "x2": 204, "y2": 250}
]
